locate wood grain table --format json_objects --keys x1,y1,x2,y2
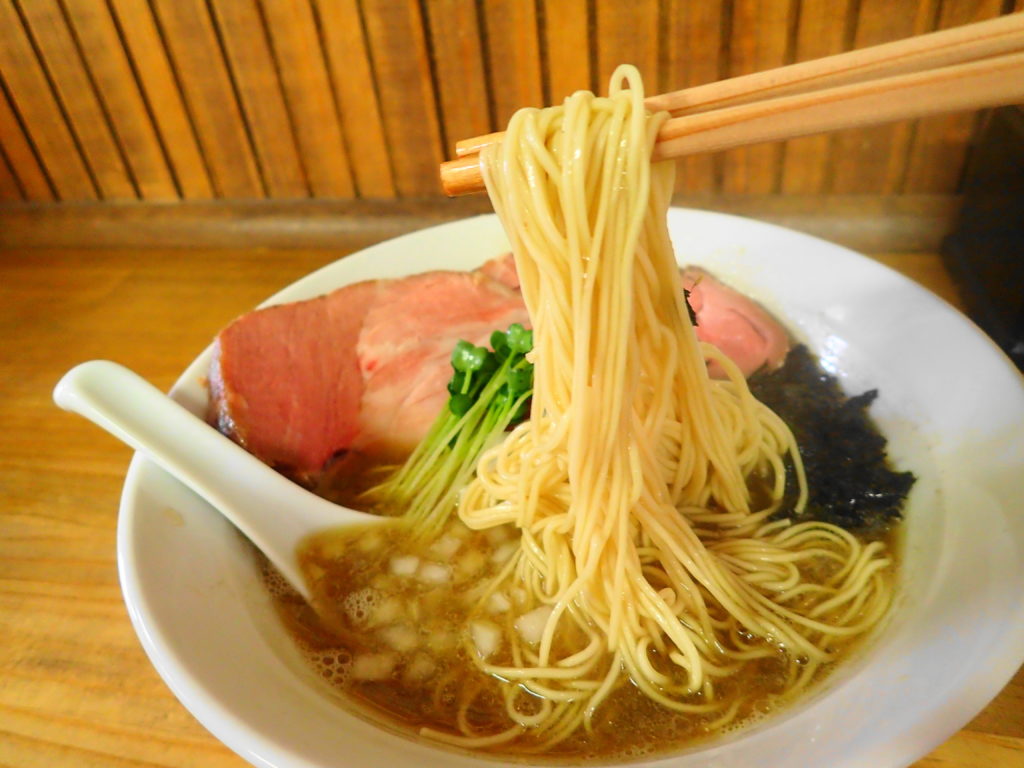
[{"x1": 1, "y1": 226, "x2": 1022, "y2": 767}]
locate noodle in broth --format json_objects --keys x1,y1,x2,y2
[{"x1": 284, "y1": 65, "x2": 895, "y2": 757}]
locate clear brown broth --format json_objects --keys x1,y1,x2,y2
[{"x1": 261, "y1": 513, "x2": 897, "y2": 762}]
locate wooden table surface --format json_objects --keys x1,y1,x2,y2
[{"x1": 1, "y1": 234, "x2": 1022, "y2": 767}]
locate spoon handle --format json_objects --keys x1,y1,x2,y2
[{"x1": 53, "y1": 360, "x2": 380, "y2": 598}]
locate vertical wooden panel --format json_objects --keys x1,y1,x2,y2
[
  {"x1": 107, "y1": 0, "x2": 212, "y2": 199},
  {"x1": 721, "y1": 0, "x2": 795, "y2": 194},
  {"x1": 361, "y1": 0, "x2": 443, "y2": 197},
  {"x1": 830, "y1": 0, "x2": 937, "y2": 194},
  {"x1": 19, "y1": 0, "x2": 136, "y2": 199},
  {"x1": 902, "y1": 0, "x2": 1002, "y2": 193},
  {"x1": 594, "y1": 0, "x2": 659, "y2": 92},
  {"x1": 0, "y1": 145, "x2": 22, "y2": 199},
  {"x1": 543, "y1": 0, "x2": 590, "y2": 104},
  {"x1": 423, "y1": 0, "x2": 489, "y2": 156},
  {"x1": 0, "y1": 79, "x2": 53, "y2": 199},
  {"x1": 482, "y1": 0, "x2": 543, "y2": 127},
  {"x1": 780, "y1": 0, "x2": 853, "y2": 194},
  {"x1": 314, "y1": 0, "x2": 395, "y2": 197},
  {"x1": 151, "y1": 0, "x2": 262, "y2": 197},
  {"x1": 0, "y1": 0, "x2": 1000, "y2": 202},
  {"x1": 662, "y1": 0, "x2": 724, "y2": 194},
  {"x1": 61, "y1": 0, "x2": 176, "y2": 200},
  {"x1": 209, "y1": 0, "x2": 307, "y2": 198},
  {"x1": 260, "y1": 0, "x2": 355, "y2": 198},
  {"x1": 0, "y1": 0, "x2": 95, "y2": 199}
]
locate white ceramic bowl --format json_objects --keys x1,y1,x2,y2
[{"x1": 117, "y1": 209, "x2": 1024, "y2": 768}]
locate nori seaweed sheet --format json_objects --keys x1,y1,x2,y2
[{"x1": 748, "y1": 345, "x2": 915, "y2": 534}]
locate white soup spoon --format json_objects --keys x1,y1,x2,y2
[{"x1": 53, "y1": 360, "x2": 385, "y2": 600}]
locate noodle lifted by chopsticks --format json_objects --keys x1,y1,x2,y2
[{"x1": 426, "y1": 65, "x2": 892, "y2": 749}]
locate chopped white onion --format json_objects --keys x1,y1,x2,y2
[
  {"x1": 351, "y1": 652, "x2": 397, "y2": 681},
  {"x1": 417, "y1": 562, "x2": 451, "y2": 584},
  {"x1": 390, "y1": 555, "x2": 420, "y2": 576},
  {"x1": 430, "y1": 534, "x2": 462, "y2": 559},
  {"x1": 368, "y1": 596, "x2": 404, "y2": 627},
  {"x1": 357, "y1": 531, "x2": 385, "y2": 553},
  {"x1": 471, "y1": 620, "x2": 502, "y2": 659},
  {"x1": 487, "y1": 591, "x2": 511, "y2": 614},
  {"x1": 515, "y1": 606, "x2": 553, "y2": 645},
  {"x1": 484, "y1": 525, "x2": 511, "y2": 545},
  {"x1": 492, "y1": 541, "x2": 518, "y2": 564},
  {"x1": 427, "y1": 631, "x2": 456, "y2": 654},
  {"x1": 456, "y1": 549, "x2": 487, "y2": 578},
  {"x1": 402, "y1": 653, "x2": 437, "y2": 684},
  {"x1": 380, "y1": 623, "x2": 420, "y2": 652}
]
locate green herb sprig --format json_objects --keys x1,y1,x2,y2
[{"x1": 362, "y1": 324, "x2": 534, "y2": 541}]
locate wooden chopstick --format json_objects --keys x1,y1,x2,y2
[
  {"x1": 453, "y1": 13, "x2": 1024, "y2": 159},
  {"x1": 651, "y1": 51, "x2": 1024, "y2": 162},
  {"x1": 441, "y1": 14, "x2": 1024, "y2": 196},
  {"x1": 647, "y1": 11, "x2": 1024, "y2": 117}
]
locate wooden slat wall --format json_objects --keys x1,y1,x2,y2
[
  {"x1": 780, "y1": 0, "x2": 855, "y2": 195},
  {"x1": 662, "y1": 0, "x2": 723, "y2": 195},
  {"x1": 0, "y1": 0, "x2": 1018, "y2": 203},
  {"x1": 902, "y1": 0, "x2": 1004, "y2": 191}
]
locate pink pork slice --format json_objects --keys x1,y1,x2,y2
[
  {"x1": 209, "y1": 280, "x2": 381, "y2": 481},
  {"x1": 209, "y1": 259, "x2": 787, "y2": 482},
  {"x1": 476, "y1": 253, "x2": 789, "y2": 377},
  {"x1": 682, "y1": 267, "x2": 789, "y2": 378},
  {"x1": 355, "y1": 270, "x2": 529, "y2": 460},
  {"x1": 477, "y1": 252, "x2": 520, "y2": 290},
  {"x1": 209, "y1": 270, "x2": 528, "y2": 479}
]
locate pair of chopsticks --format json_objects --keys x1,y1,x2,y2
[{"x1": 440, "y1": 13, "x2": 1024, "y2": 197}]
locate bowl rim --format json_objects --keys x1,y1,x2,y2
[{"x1": 115, "y1": 208, "x2": 1024, "y2": 768}]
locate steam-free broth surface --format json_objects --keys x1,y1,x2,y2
[{"x1": 265, "y1": 520, "x2": 895, "y2": 761}]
